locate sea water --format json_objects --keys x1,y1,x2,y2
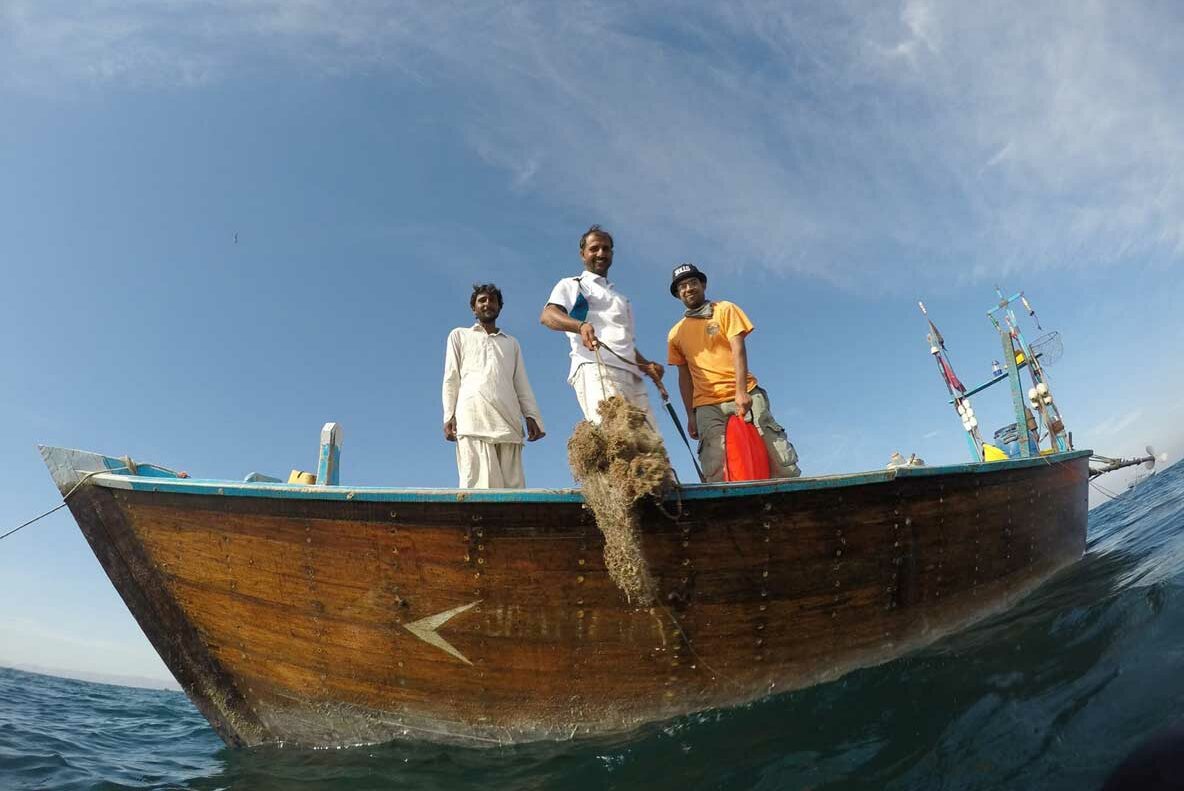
[{"x1": 3, "y1": 461, "x2": 1183, "y2": 790}]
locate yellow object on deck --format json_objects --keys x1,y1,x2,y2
[
  {"x1": 288, "y1": 470, "x2": 317, "y2": 485},
  {"x1": 983, "y1": 443, "x2": 1009, "y2": 462},
  {"x1": 1015, "y1": 351, "x2": 1026, "y2": 364},
  {"x1": 1040, "y1": 448, "x2": 1056, "y2": 456}
]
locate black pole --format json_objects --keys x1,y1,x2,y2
[{"x1": 664, "y1": 401, "x2": 705, "y2": 482}]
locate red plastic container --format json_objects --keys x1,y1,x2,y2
[{"x1": 724, "y1": 415, "x2": 771, "y2": 482}]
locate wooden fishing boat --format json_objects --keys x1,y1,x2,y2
[{"x1": 40, "y1": 443, "x2": 1089, "y2": 748}]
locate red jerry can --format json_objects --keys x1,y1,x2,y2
[{"x1": 724, "y1": 415, "x2": 771, "y2": 482}]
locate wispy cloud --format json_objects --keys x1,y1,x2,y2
[
  {"x1": 1087, "y1": 409, "x2": 1144, "y2": 438},
  {"x1": 6, "y1": 0, "x2": 1183, "y2": 286}
]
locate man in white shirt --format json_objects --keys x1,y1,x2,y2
[
  {"x1": 443, "y1": 284, "x2": 545, "y2": 488},
  {"x1": 540, "y1": 225, "x2": 666, "y2": 430}
]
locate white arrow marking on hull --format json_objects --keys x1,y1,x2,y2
[{"x1": 402, "y1": 600, "x2": 481, "y2": 665}]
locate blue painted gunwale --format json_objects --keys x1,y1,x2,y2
[{"x1": 83, "y1": 449, "x2": 1094, "y2": 504}]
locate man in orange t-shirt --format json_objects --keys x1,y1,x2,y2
[{"x1": 666, "y1": 263, "x2": 800, "y2": 482}]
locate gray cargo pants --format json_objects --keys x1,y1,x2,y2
[{"x1": 695, "y1": 386, "x2": 801, "y2": 482}]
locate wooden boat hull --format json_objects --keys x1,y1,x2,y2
[{"x1": 41, "y1": 447, "x2": 1090, "y2": 748}]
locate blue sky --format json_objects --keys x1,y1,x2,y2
[{"x1": 2, "y1": 1, "x2": 1181, "y2": 684}]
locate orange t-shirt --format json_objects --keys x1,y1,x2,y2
[{"x1": 667, "y1": 301, "x2": 758, "y2": 407}]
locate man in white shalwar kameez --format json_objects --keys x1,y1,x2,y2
[
  {"x1": 443, "y1": 283, "x2": 545, "y2": 488},
  {"x1": 539, "y1": 225, "x2": 665, "y2": 431}
]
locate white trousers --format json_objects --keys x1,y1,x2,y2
[
  {"x1": 571, "y1": 363, "x2": 659, "y2": 433},
  {"x1": 455, "y1": 437, "x2": 525, "y2": 489}
]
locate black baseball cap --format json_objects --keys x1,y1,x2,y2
[{"x1": 670, "y1": 263, "x2": 707, "y2": 297}]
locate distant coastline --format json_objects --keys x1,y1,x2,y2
[{"x1": 0, "y1": 660, "x2": 181, "y2": 692}]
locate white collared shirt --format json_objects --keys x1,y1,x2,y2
[
  {"x1": 546, "y1": 271, "x2": 638, "y2": 383},
  {"x1": 442, "y1": 324, "x2": 544, "y2": 444}
]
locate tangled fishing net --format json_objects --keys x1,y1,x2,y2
[{"x1": 567, "y1": 396, "x2": 675, "y2": 606}]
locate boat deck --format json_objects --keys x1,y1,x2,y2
[{"x1": 54, "y1": 447, "x2": 1094, "y2": 503}]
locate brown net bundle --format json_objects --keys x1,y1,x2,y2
[{"x1": 567, "y1": 396, "x2": 675, "y2": 606}]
